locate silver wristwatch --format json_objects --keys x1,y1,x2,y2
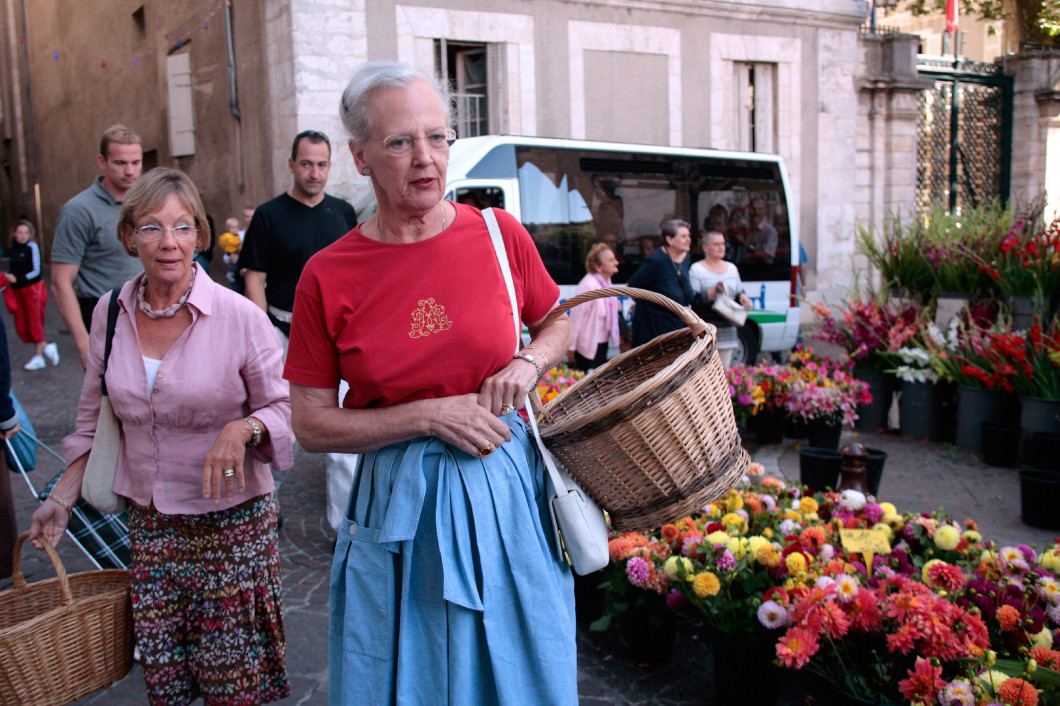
[{"x1": 513, "y1": 352, "x2": 544, "y2": 381}]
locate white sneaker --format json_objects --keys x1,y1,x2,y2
[
  {"x1": 23, "y1": 355, "x2": 45, "y2": 371},
  {"x1": 43, "y1": 342, "x2": 60, "y2": 366}
]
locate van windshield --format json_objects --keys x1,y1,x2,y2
[{"x1": 512, "y1": 146, "x2": 791, "y2": 286}]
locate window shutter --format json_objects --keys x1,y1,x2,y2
[
  {"x1": 754, "y1": 64, "x2": 776, "y2": 154},
  {"x1": 166, "y1": 53, "x2": 195, "y2": 156},
  {"x1": 486, "y1": 42, "x2": 508, "y2": 135},
  {"x1": 735, "y1": 62, "x2": 752, "y2": 152}
]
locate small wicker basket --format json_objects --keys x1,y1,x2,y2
[
  {"x1": 532, "y1": 286, "x2": 750, "y2": 531},
  {"x1": 0, "y1": 532, "x2": 133, "y2": 705}
]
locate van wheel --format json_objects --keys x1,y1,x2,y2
[{"x1": 733, "y1": 325, "x2": 760, "y2": 366}]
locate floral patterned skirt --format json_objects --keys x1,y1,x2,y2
[{"x1": 128, "y1": 494, "x2": 290, "y2": 706}]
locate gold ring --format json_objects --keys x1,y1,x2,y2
[
  {"x1": 500, "y1": 404, "x2": 515, "y2": 415},
  {"x1": 478, "y1": 441, "x2": 496, "y2": 457},
  {"x1": 223, "y1": 469, "x2": 235, "y2": 479}
]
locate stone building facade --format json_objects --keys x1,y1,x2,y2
[{"x1": 8, "y1": 0, "x2": 888, "y2": 300}]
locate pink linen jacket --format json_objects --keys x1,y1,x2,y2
[{"x1": 65, "y1": 271, "x2": 294, "y2": 514}]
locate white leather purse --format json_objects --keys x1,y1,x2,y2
[
  {"x1": 82, "y1": 290, "x2": 126, "y2": 514},
  {"x1": 483, "y1": 208, "x2": 609, "y2": 576},
  {"x1": 712, "y1": 290, "x2": 749, "y2": 326}
]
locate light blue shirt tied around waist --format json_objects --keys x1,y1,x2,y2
[{"x1": 328, "y1": 412, "x2": 577, "y2": 705}]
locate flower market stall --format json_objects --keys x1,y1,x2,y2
[{"x1": 597, "y1": 468, "x2": 1060, "y2": 706}]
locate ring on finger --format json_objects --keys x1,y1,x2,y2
[
  {"x1": 223, "y1": 468, "x2": 236, "y2": 479},
  {"x1": 500, "y1": 403, "x2": 515, "y2": 415},
  {"x1": 478, "y1": 440, "x2": 496, "y2": 457}
]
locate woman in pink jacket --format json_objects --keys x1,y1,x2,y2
[{"x1": 567, "y1": 243, "x2": 620, "y2": 371}]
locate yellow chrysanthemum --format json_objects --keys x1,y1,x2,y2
[
  {"x1": 730, "y1": 537, "x2": 750, "y2": 560},
  {"x1": 756, "y1": 544, "x2": 781, "y2": 568},
  {"x1": 721, "y1": 513, "x2": 747, "y2": 534},
  {"x1": 934, "y1": 525, "x2": 961, "y2": 551},
  {"x1": 921, "y1": 559, "x2": 942, "y2": 585},
  {"x1": 785, "y1": 552, "x2": 807, "y2": 574},
  {"x1": 882, "y1": 513, "x2": 904, "y2": 531},
  {"x1": 878, "y1": 502, "x2": 897, "y2": 515},
  {"x1": 705, "y1": 503, "x2": 722, "y2": 519},
  {"x1": 1031, "y1": 627, "x2": 1053, "y2": 650},
  {"x1": 1040, "y1": 548, "x2": 1060, "y2": 573},
  {"x1": 706, "y1": 531, "x2": 730, "y2": 547},
  {"x1": 762, "y1": 527, "x2": 774, "y2": 539},
  {"x1": 979, "y1": 669, "x2": 1010, "y2": 690},
  {"x1": 783, "y1": 510, "x2": 802, "y2": 522},
  {"x1": 692, "y1": 572, "x2": 720, "y2": 598},
  {"x1": 747, "y1": 536, "x2": 770, "y2": 557},
  {"x1": 663, "y1": 555, "x2": 693, "y2": 580},
  {"x1": 871, "y1": 522, "x2": 894, "y2": 542},
  {"x1": 725, "y1": 491, "x2": 744, "y2": 512},
  {"x1": 799, "y1": 497, "x2": 819, "y2": 515}
]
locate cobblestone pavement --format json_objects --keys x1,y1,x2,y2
[{"x1": 3, "y1": 287, "x2": 1056, "y2": 705}]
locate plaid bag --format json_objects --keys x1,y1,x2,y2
[{"x1": 39, "y1": 472, "x2": 130, "y2": 570}]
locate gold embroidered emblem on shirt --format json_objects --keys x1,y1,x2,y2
[{"x1": 408, "y1": 298, "x2": 454, "y2": 338}]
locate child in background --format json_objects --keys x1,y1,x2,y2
[
  {"x1": 219, "y1": 217, "x2": 245, "y2": 294},
  {"x1": 4, "y1": 220, "x2": 59, "y2": 371}
]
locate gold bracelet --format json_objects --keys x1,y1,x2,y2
[{"x1": 48, "y1": 494, "x2": 74, "y2": 518}]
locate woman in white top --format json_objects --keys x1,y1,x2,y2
[
  {"x1": 567, "y1": 243, "x2": 620, "y2": 371},
  {"x1": 689, "y1": 231, "x2": 753, "y2": 368}
]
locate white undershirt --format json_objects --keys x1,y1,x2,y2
[{"x1": 143, "y1": 355, "x2": 163, "y2": 395}]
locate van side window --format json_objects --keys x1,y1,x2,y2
[
  {"x1": 454, "y1": 188, "x2": 504, "y2": 210},
  {"x1": 512, "y1": 145, "x2": 791, "y2": 286}
]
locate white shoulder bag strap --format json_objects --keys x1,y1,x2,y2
[{"x1": 483, "y1": 207, "x2": 608, "y2": 575}]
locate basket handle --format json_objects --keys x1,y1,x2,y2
[
  {"x1": 10, "y1": 531, "x2": 74, "y2": 606},
  {"x1": 529, "y1": 286, "x2": 709, "y2": 424},
  {"x1": 540, "y1": 286, "x2": 708, "y2": 339}
]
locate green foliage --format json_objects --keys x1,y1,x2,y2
[
  {"x1": 901, "y1": 0, "x2": 1006, "y2": 22},
  {"x1": 855, "y1": 216, "x2": 933, "y2": 297}
]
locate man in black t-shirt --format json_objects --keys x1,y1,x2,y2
[{"x1": 240, "y1": 130, "x2": 358, "y2": 352}]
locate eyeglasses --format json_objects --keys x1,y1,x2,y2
[
  {"x1": 134, "y1": 224, "x2": 199, "y2": 241},
  {"x1": 381, "y1": 128, "x2": 456, "y2": 156}
]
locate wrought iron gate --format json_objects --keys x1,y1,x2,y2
[{"x1": 916, "y1": 57, "x2": 1013, "y2": 213}]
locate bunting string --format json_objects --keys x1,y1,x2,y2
[{"x1": 43, "y1": 0, "x2": 228, "y2": 69}]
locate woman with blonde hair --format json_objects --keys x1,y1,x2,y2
[
  {"x1": 567, "y1": 242, "x2": 620, "y2": 371},
  {"x1": 30, "y1": 168, "x2": 293, "y2": 705}
]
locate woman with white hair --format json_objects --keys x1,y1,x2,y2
[
  {"x1": 284, "y1": 62, "x2": 577, "y2": 705},
  {"x1": 690, "y1": 230, "x2": 753, "y2": 367}
]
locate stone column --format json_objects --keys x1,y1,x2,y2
[
  {"x1": 1001, "y1": 49, "x2": 1060, "y2": 222},
  {"x1": 856, "y1": 33, "x2": 933, "y2": 228},
  {"x1": 852, "y1": 32, "x2": 933, "y2": 291},
  {"x1": 264, "y1": 0, "x2": 368, "y2": 201}
]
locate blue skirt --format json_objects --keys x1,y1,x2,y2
[{"x1": 328, "y1": 413, "x2": 577, "y2": 705}]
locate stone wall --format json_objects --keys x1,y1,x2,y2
[
  {"x1": 275, "y1": 0, "x2": 870, "y2": 299},
  {"x1": 1001, "y1": 49, "x2": 1060, "y2": 222}
]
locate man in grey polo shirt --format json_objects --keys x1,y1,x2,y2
[{"x1": 51, "y1": 124, "x2": 144, "y2": 368}]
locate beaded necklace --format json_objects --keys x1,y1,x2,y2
[{"x1": 138, "y1": 264, "x2": 197, "y2": 319}]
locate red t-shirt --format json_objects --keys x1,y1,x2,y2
[{"x1": 284, "y1": 203, "x2": 560, "y2": 408}]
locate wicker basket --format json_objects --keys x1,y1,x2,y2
[
  {"x1": 0, "y1": 532, "x2": 133, "y2": 705},
  {"x1": 532, "y1": 286, "x2": 750, "y2": 531}
]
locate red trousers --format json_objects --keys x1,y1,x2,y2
[{"x1": 3, "y1": 281, "x2": 47, "y2": 344}]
